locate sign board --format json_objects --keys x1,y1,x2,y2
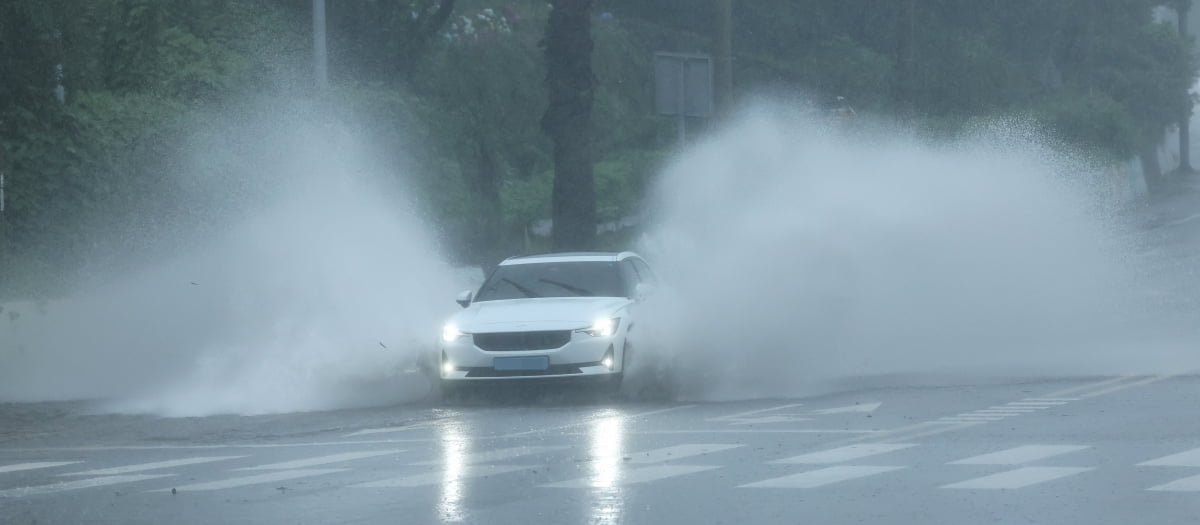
[{"x1": 654, "y1": 52, "x2": 713, "y2": 118}]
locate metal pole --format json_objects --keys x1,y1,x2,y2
[
  {"x1": 313, "y1": 0, "x2": 328, "y2": 90},
  {"x1": 678, "y1": 60, "x2": 688, "y2": 147}
]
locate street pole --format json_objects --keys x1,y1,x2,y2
[
  {"x1": 313, "y1": 0, "x2": 328, "y2": 90},
  {"x1": 715, "y1": 0, "x2": 733, "y2": 116}
]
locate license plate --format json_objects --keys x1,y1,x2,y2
[{"x1": 493, "y1": 356, "x2": 550, "y2": 371}]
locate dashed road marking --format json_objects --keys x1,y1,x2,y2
[
  {"x1": 1139, "y1": 447, "x2": 1200, "y2": 467},
  {"x1": 741, "y1": 466, "x2": 905, "y2": 489},
  {"x1": 774, "y1": 443, "x2": 916, "y2": 465},
  {"x1": 950, "y1": 445, "x2": 1089, "y2": 465},
  {"x1": 158, "y1": 469, "x2": 346, "y2": 492},
  {"x1": 236, "y1": 450, "x2": 402, "y2": 471},
  {"x1": 411, "y1": 445, "x2": 566, "y2": 466},
  {"x1": 625, "y1": 444, "x2": 742, "y2": 464},
  {"x1": 0, "y1": 474, "x2": 173, "y2": 498},
  {"x1": 942, "y1": 466, "x2": 1092, "y2": 489},
  {"x1": 1148, "y1": 473, "x2": 1200, "y2": 492},
  {"x1": 353, "y1": 464, "x2": 531, "y2": 488},
  {"x1": 0, "y1": 461, "x2": 82, "y2": 474},
  {"x1": 63, "y1": 456, "x2": 244, "y2": 476}
]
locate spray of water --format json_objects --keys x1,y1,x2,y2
[
  {"x1": 636, "y1": 107, "x2": 1199, "y2": 401},
  {"x1": 0, "y1": 106, "x2": 460, "y2": 416}
]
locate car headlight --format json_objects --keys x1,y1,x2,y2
[
  {"x1": 442, "y1": 324, "x2": 465, "y2": 342},
  {"x1": 578, "y1": 318, "x2": 620, "y2": 337}
]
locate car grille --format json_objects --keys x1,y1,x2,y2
[{"x1": 473, "y1": 331, "x2": 572, "y2": 351}]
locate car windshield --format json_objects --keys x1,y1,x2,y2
[{"x1": 474, "y1": 261, "x2": 624, "y2": 301}]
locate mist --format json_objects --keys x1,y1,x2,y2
[
  {"x1": 636, "y1": 108, "x2": 1200, "y2": 401},
  {"x1": 0, "y1": 105, "x2": 459, "y2": 416}
]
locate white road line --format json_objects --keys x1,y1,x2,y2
[
  {"x1": 985, "y1": 406, "x2": 1042, "y2": 411},
  {"x1": 1044, "y1": 376, "x2": 1134, "y2": 397},
  {"x1": 345, "y1": 424, "x2": 433, "y2": 437},
  {"x1": 410, "y1": 445, "x2": 566, "y2": 466},
  {"x1": 774, "y1": 443, "x2": 916, "y2": 465},
  {"x1": 974, "y1": 409, "x2": 1037, "y2": 414},
  {"x1": 741, "y1": 466, "x2": 905, "y2": 488},
  {"x1": 63, "y1": 456, "x2": 244, "y2": 476},
  {"x1": 0, "y1": 474, "x2": 173, "y2": 498},
  {"x1": 1022, "y1": 398, "x2": 1079, "y2": 402},
  {"x1": 632, "y1": 429, "x2": 879, "y2": 435},
  {"x1": 942, "y1": 467, "x2": 1092, "y2": 489},
  {"x1": 626, "y1": 444, "x2": 742, "y2": 464},
  {"x1": 708, "y1": 403, "x2": 805, "y2": 421},
  {"x1": 237, "y1": 450, "x2": 402, "y2": 471},
  {"x1": 1138, "y1": 447, "x2": 1200, "y2": 467},
  {"x1": 1007, "y1": 401, "x2": 1068, "y2": 406},
  {"x1": 1078, "y1": 375, "x2": 1170, "y2": 398},
  {"x1": 1148, "y1": 473, "x2": 1200, "y2": 492},
  {"x1": 0, "y1": 461, "x2": 82, "y2": 474},
  {"x1": 544, "y1": 465, "x2": 718, "y2": 488},
  {"x1": 352, "y1": 464, "x2": 530, "y2": 488},
  {"x1": 950, "y1": 445, "x2": 1089, "y2": 465},
  {"x1": 160, "y1": 469, "x2": 346, "y2": 492},
  {"x1": 953, "y1": 414, "x2": 1007, "y2": 420}
]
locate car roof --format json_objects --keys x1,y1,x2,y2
[{"x1": 499, "y1": 251, "x2": 642, "y2": 266}]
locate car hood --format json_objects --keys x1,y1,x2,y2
[{"x1": 453, "y1": 297, "x2": 630, "y2": 333}]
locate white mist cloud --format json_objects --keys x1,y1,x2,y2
[
  {"x1": 0, "y1": 110, "x2": 460, "y2": 416},
  {"x1": 636, "y1": 108, "x2": 1199, "y2": 401}
]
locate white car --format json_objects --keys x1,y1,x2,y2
[{"x1": 438, "y1": 251, "x2": 656, "y2": 390}]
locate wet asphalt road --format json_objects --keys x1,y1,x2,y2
[{"x1": 2, "y1": 375, "x2": 1199, "y2": 525}]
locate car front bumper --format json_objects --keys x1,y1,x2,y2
[{"x1": 440, "y1": 331, "x2": 620, "y2": 381}]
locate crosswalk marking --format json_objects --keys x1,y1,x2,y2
[
  {"x1": 160, "y1": 469, "x2": 346, "y2": 492},
  {"x1": 352, "y1": 464, "x2": 531, "y2": 488},
  {"x1": 774, "y1": 443, "x2": 916, "y2": 465},
  {"x1": 1138, "y1": 447, "x2": 1200, "y2": 467},
  {"x1": 742, "y1": 466, "x2": 904, "y2": 488},
  {"x1": 950, "y1": 445, "x2": 1089, "y2": 465},
  {"x1": 983, "y1": 406, "x2": 1040, "y2": 412},
  {"x1": 0, "y1": 474, "x2": 173, "y2": 498},
  {"x1": 1021, "y1": 398, "x2": 1079, "y2": 402},
  {"x1": 627, "y1": 444, "x2": 742, "y2": 464},
  {"x1": 0, "y1": 461, "x2": 82, "y2": 474},
  {"x1": 544, "y1": 465, "x2": 718, "y2": 488},
  {"x1": 237, "y1": 450, "x2": 402, "y2": 471},
  {"x1": 942, "y1": 467, "x2": 1092, "y2": 489},
  {"x1": 1147, "y1": 473, "x2": 1200, "y2": 492},
  {"x1": 410, "y1": 446, "x2": 565, "y2": 466},
  {"x1": 63, "y1": 456, "x2": 244, "y2": 476},
  {"x1": 1005, "y1": 401, "x2": 1068, "y2": 406}
]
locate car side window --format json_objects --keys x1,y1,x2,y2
[{"x1": 619, "y1": 260, "x2": 640, "y2": 298}]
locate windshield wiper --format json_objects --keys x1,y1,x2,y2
[
  {"x1": 501, "y1": 278, "x2": 541, "y2": 298},
  {"x1": 537, "y1": 278, "x2": 594, "y2": 297}
]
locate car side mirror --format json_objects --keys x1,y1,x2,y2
[
  {"x1": 455, "y1": 290, "x2": 473, "y2": 308},
  {"x1": 634, "y1": 283, "x2": 653, "y2": 302}
]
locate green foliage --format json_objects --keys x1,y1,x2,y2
[{"x1": 1, "y1": 0, "x2": 1197, "y2": 295}]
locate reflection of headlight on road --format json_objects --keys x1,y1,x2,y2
[
  {"x1": 442, "y1": 324, "x2": 465, "y2": 342},
  {"x1": 578, "y1": 318, "x2": 620, "y2": 337}
]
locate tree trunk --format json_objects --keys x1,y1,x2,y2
[
  {"x1": 1140, "y1": 138, "x2": 1164, "y2": 195},
  {"x1": 1179, "y1": 0, "x2": 1194, "y2": 173},
  {"x1": 542, "y1": 0, "x2": 596, "y2": 251}
]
